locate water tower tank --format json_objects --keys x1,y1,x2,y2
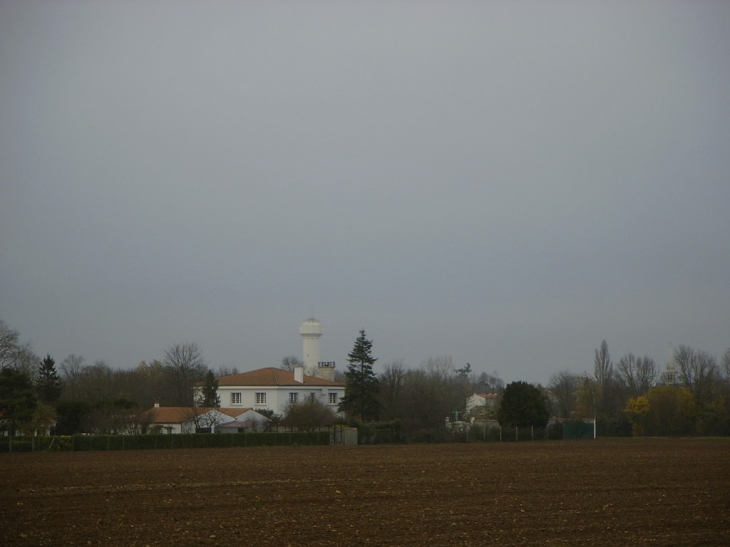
[{"x1": 300, "y1": 318, "x2": 323, "y2": 375}]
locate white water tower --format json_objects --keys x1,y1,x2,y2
[{"x1": 299, "y1": 318, "x2": 323, "y2": 376}]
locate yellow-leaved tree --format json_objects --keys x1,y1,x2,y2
[
  {"x1": 625, "y1": 386, "x2": 697, "y2": 436},
  {"x1": 624, "y1": 395, "x2": 650, "y2": 436}
]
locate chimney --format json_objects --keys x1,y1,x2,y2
[
  {"x1": 317, "y1": 361, "x2": 336, "y2": 382},
  {"x1": 294, "y1": 365, "x2": 304, "y2": 384}
]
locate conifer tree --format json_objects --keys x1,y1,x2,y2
[
  {"x1": 37, "y1": 354, "x2": 62, "y2": 403},
  {"x1": 339, "y1": 330, "x2": 380, "y2": 421},
  {"x1": 199, "y1": 369, "x2": 221, "y2": 408}
]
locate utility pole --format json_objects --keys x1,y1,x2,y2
[{"x1": 583, "y1": 372, "x2": 597, "y2": 439}]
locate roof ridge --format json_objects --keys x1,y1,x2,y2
[{"x1": 216, "y1": 366, "x2": 344, "y2": 387}]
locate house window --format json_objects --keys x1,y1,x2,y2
[
  {"x1": 289, "y1": 392, "x2": 298, "y2": 404},
  {"x1": 255, "y1": 392, "x2": 266, "y2": 405},
  {"x1": 231, "y1": 392, "x2": 241, "y2": 405},
  {"x1": 329, "y1": 393, "x2": 338, "y2": 404}
]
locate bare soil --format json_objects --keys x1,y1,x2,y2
[{"x1": 1, "y1": 438, "x2": 729, "y2": 546}]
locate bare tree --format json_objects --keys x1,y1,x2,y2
[
  {"x1": 78, "y1": 361, "x2": 117, "y2": 403},
  {"x1": 132, "y1": 359, "x2": 170, "y2": 407},
  {"x1": 60, "y1": 354, "x2": 86, "y2": 399},
  {"x1": 594, "y1": 340, "x2": 613, "y2": 387},
  {"x1": 617, "y1": 354, "x2": 657, "y2": 398},
  {"x1": 721, "y1": 348, "x2": 730, "y2": 381},
  {"x1": 379, "y1": 359, "x2": 406, "y2": 420},
  {"x1": 576, "y1": 375, "x2": 597, "y2": 421},
  {"x1": 549, "y1": 370, "x2": 579, "y2": 418},
  {"x1": 635, "y1": 356, "x2": 657, "y2": 393},
  {"x1": 12, "y1": 343, "x2": 39, "y2": 379},
  {"x1": 0, "y1": 321, "x2": 39, "y2": 376},
  {"x1": 0, "y1": 320, "x2": 21, "y2": 369},
  {"x1": 392, "y1": 362, "x2": 470, "y2": 429},
  {"x1": 474, "y1": 371, "x2": 504, "y2": 393},
  {"x1": 186, "y1": 407, "x2": 227, "y2": 433},
  {"x1": 216, "y1": 365, "x2": 239, "y2": 377},
  {"x1": 673, "y1": 345, "x2": 719, "y2": 406},
  {"x1": 592, "y1": 340, "x2": 628, "y2": 428},
  {"x1": 164, "y1": 341, "x2": 207, "y2": 406},
  {"x1": 281, "y1": 355, "x2": 303, "y2": 371},
  {"x1": 422, "y1": 356, "x2": 453, "y2": 382}
]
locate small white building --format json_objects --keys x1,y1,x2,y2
[
  {"x1": 216, "y1": 409, "x2": 271, "y2": 433},
  {"x1": 466, "y1": 392, "x2": 499, "y2": 418},
  {"x1": 144, "y1": 404, "x2": 269, "y2": 434},
  {"x1": 215, "y1": 366, "x2": 345, "y2": 416}
]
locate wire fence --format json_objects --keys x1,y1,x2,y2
[
  {"x1": 1, "y1": 422, "x2": 590, "y2": 453},
  {"x1": 354, "y1": 421, "x2": 569, "y2": 444},
  {"x1": 0, "y1": 429, "x2": 332, "y2": 453}
]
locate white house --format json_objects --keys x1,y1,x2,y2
[
  {"x1": 466, "y1": 392, "x2": 499, "y2": 418},
  {"x1": 214, "y1": 366, "x2": 345, "y2": 416},
  {"x1": 144, "y1": 404, "x2": 269, "y2": 434}
]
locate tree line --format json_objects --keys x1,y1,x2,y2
[
  {"x1": 336, "y1": 332, "x2": 730, "y2": 437},
  {"x1": 0, "y1": 320, "x2": 230, "y2": 435},
  {"x1": 2, "y1": 319, "x2": 729, "y2": 438},
  {"x1": 548, "y1": 340, "x2": 730, "y2": 436}
]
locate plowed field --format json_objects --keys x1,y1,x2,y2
[{"x1": 2, "y1": 438, "x2": 729, "y2": 546}]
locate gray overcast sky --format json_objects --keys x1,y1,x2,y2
[{"x1": 1, "y1": 1, "x2": 729, "y2": 384}]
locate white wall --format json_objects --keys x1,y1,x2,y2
[{"x1": 217, "y1": 385, "x2": 345, "y2": 415}]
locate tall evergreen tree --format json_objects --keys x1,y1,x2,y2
[
  {"x1": 37, "y1": 354, "x2": 62, "y2": 403},
  {"x1": 198, "y1": 370, "x2": 221, "y2": 408},
  {"x1": 339, "y1": 330, "x2": 380, "y2": 421}
]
